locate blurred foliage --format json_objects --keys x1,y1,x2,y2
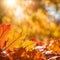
[
  {"x1": 0, "y1": 0, "x2": 60, "y2": 39},
  {"x1": 0, "y1": 0, "x2": 60, "y2": 50}
]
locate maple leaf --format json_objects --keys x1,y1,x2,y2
[
  {"x1": 0, "y1": 24, "x2": 10, "y2": 50},
  {"x1": 22, "y1": 40, "x2": 34, "y2": 51}
]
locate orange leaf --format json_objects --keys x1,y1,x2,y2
[{"x1": 0, "y1": 24, "x2": 10, "y2": 50}]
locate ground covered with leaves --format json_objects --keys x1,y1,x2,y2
[
  {"x1": 0, "y1": 24, "x2": 60, "y2": 60},
  {"x1": 0, "y1": 38, "x2": 60, "y2": 60}
]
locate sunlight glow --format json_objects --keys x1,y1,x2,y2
[
  {"x1": 3, "y1": 0, "x2": 30, "y2": 22},
  {"x1": 14, "y1": 6, "x2": 29, "y2": 22},
  {"x1": 4, "y1": 0, "x2": 16, "y2": 7},
  {"x1": 14, "y1": 6, "x2": 24, "y2": 20}
]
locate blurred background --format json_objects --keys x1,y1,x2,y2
[{"x1": 0, "y1": 0, "x2": 60, "y2": 41}]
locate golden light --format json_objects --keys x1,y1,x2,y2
[
  {"x1": 14, "y1": 6, "x2": 24, "y2": 20},
  {"x1": 14, "y1": 6, "x2": 29, "y2": 22},
  {"x1": 2, "y1": 0, "x2": 30, "y2": 22},
  {"x1": 4, "y1": 0, "x2": 16, "y2": 7}
]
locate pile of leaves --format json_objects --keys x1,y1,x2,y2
[
  {"x1": 0, "y1": 25, "x2": 60, "y2": 60},
  {"x1": 0, "y1": 38, "x2": 60, "y2": 60}
]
